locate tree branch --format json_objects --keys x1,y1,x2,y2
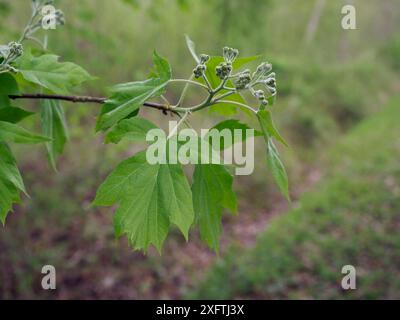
[{"x1": 9, "y1": 93, "x2": 177, "y2": 115}]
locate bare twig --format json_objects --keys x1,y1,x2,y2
[{"x1": 9, "y1": 93, "x2": 178, "y2": 114}]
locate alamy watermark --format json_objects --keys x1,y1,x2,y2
[
  {"x1": 341, "y1": 265, "x2": 356, "y2": 290},
  {"x1": 41, "y1": 265, "x2": 56, "y2": 290},
  {"x1": 341, "y1": 5, "x2": 357, "y2": 30},
  {"x1": 145, "y1": 120, "x2": 255, "y2": 175}
]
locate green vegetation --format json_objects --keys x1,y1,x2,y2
[
  {"x1": 0, "y1": 0, "x2": 399, "y2": 299},
  {"x1": 191, "y1": 98, "x2": 400, "y2": 299}
]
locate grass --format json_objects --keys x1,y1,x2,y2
[{"x1": 189, "y1": 97, "x2": 400, "y2": 299}]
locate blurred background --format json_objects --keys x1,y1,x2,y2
[{"x1": 0, "y1": 0, "x2": 399, "y2": 299}]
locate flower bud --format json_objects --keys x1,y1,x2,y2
[
  {"x1": 193, "y1": 64, "x2": 206, "y2": 78},
  {"x1": 253, "y1": 90, "x2": 265, "y2": 100},
  {"x1": 199, "y1": 54, "x2": 210, "y2": 64},
  {"x1": 234, "y1": 69, "x2": 252, "y2": 90},
  {"x1": 216, "y1": 62, "x2": 232, "y2": 80},
  {"x1": 7, "y1": 42, "x2": 23, "y2": 58},
  {"x1": 223, "y1": 46, "x2": 239, "y2": 64},
  {"x1": 252, "y1": 62, "x2": 272, "y2": 84}
]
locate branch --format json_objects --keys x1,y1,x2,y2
[{"x1": 9, "y1": 93, "x2": 178, "y2": 115}]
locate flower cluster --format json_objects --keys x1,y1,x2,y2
[
  {"x1": 223, "y1": 47, "x2": 239, "y2": 64},
  {"x1": 192, "y1": 54, "x2": 209, "y2": 78},
  {"x1": 215, "y1": 47, "x2": 239, "y2": 80},
  {"x1": 215, "y1": 62, "x2": 232, "y2": 80},
  {"x1": 232, "y1": 61, "x2": 277, "y2": 107},
  {"x1": 233, "y1": 69, "x2": 251, "y2": 90},
  {"x1": 0, "y1": 42, "x2": 23, "y2": 73},
  {"x1": 189, "y1": 41, "x2": 278, "y2": 110},
  {"x1": 7, "y1": 42, "x2": 23, "y2": 60}
]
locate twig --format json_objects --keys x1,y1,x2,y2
[{"x1": 9, "y1": 93, "x2": 178, "y2": 114}]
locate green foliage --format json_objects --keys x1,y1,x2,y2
[
  {"x1": 16, "y1": 50, "x2": 93, "y2": 94},
  {"x1": 257, "y1": 109, "x2": 289, "y2": 200},
  {"x1": 0, "y1": 107, "x2": 34, "y2": 124},
  {"x1": 0, "y1": 1, "x2": 290, "y2": 253},
  {"x1": 265, "y1": 139, "x2": 289, "y2": 201},
  {"x1": 190, "y1": 99, "x2": 400, "y2": 299},
  {"x1": 192, "y1": 164, "x2": 237, "y2": 251},
  {"x1": 40, "y1": 100, "x2": 69, "y2": 170},
  {"x1": 208, "y1": 119, "x2": 262, "y2": 150},
  {"x1": 0, "y1": 142, "x2": 25, "y2": 224},
  {"x1": 0, "y1": 121, "x2": 50, "y2": 144},
  {"x1": 105, "y1": 117, "x2": 158, "y2": 144},
  {"x1": 96, "y1": 51, "x2": 171, "y2": 131},
  {"x1": 93, "y1": 150, "x2": 194, "y2": 253}
]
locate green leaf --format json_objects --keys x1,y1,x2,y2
[
  {"x1": 40, "y1": 100, "x2": 69, "y2": 170},
  {"x1": 184, "y1": 34, "x2": 200, "y2": 64},
  {"x1": 105, "y1": 117, "x2": 157, "y2": 144},
  {"x1": 0, "y1": 74, "x2": 22, "y2": 118},
  {"x1": 0, "y1": 179, "x2": 20, "y2": 225},
  {"x1": 192, "y1": 164, "x2": 237, "y2": 251},
  {"x1": 0, "y1": 142, "x2": 25, "y2": 224},
  {"x1": 257, "y1": 109, "x2": 288, "y2": 147},
  {"x1": 0, "y1": 121, "x2": 51, "y2": 144},
  {"x1": 207, "y1": 119, "x2": 262, "y2": 150},
  {"x1": 0, "y1": 106, "x2": 34, "y2": 123},
  {"x1": 15, "y1": 50, "x2": 93, "y2": 94},
  {"x1": 0, "y1": 142, "x2": 26, "y2": 195},
  {"x1": 0, "y1": 73, "x2": 19, "y2": 95},
  {"x1": 96, "y1": 51, "x2": 171, "y2": 131},
  {"x1": 0, "y1": 95, "x2": 11, "y2": 108},
  {"x1": 266, "y1": 139, "x2": 290, "y2": 201},
  {"x1": 93, "y1": 150, "x2": 194, "y2": 253}
]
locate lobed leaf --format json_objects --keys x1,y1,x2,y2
[
  {"x1": 15, "y1": 50, "x2": 93, "y2": 94},
  {"x1": 93, "y1": 150, "x2": 194, "y2": 253},
  {"x1": 192, "y1": 164, "x2": 237, "y2": 251},
  {"x1": 0, "y1": 142, "x2": 26, "y2": 224}
]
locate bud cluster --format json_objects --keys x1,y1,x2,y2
[
  {"x1": 233, "y1": 69, "x2": 251, "y2": 90},
  {"x1": 192, "y1": 54, "x2": 209, "y2": 78},
  {"x1": 223, "y1": 47, "x2": 239, "y2": 64},
  {"x1": 231, "y1": 61, "x2": 277, "y2": 107},
  {"x1": 0, "y1": 42, "x2": 23, "y2": 73},
  {"x1": 215, "y1": 62, "x2": 232, "y2": 80},
  {"x1": 8, "y1": 42, "x2": 23, "y2": 59}
]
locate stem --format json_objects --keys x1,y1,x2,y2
[
  {"x1": 214, "y1": 90, "x2": 235, "y2": 101},
  {"x1": 25, "y1": 36, "x2": 45, "y2": 48},
  {"x1": 9, "y1": 93, "x2": 179, "y2": 114},
  {"x1": 160, "y1": 94, "x2": 170, "y2": 106},
  {"x1": 168, "y1": 79, "x2": 209, "y2": 91},
  {"x1": 202, "y1": 74, "x2": 213, "y2": 91},
  {"x1": 216, "y1": 100, "x2": 257, "y2": 113},
  {"x1": 174, "y1": 74, "x2": 194, "y2": 108},
  {"x1": 213, "y1": 78, "x2": 228, "y2": 94},
  {"x1": 19, "y1": 6, "x2": 38, "y2": 43},
  {"x1": 167, "y1": 112, "x2": 190, "y2": 139}
]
